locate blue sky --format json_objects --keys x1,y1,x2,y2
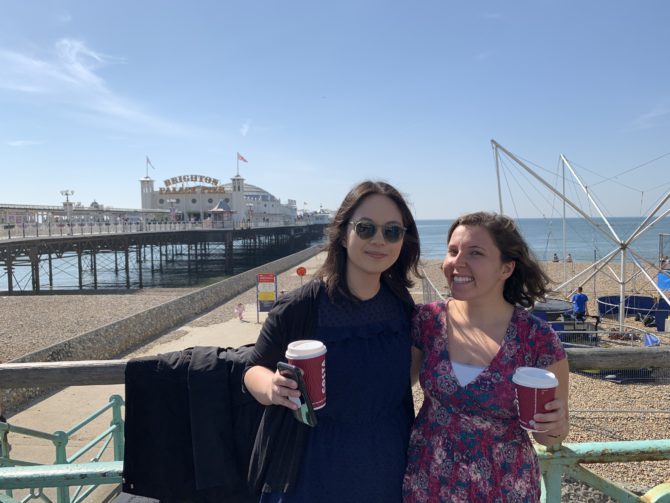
[{"x1": 2, "y1": 1, "x2": 670, "y2": 219}]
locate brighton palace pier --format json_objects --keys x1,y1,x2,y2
[
  {"x1": 0, "y1": 172, "x2": 329, "y2": 293},
  {"x1": 1, "y1": 171, "x2": 309, "y2": 228}
]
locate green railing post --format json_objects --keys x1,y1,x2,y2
[
  {"x1": 109, "y1": 395, "x2": 124, "y2": 461},
  {"x1": 53, "y1": 430, "x2": 70, "y2": 503},
  {"x1": 541, "y1": 443, "x2": 563, "y2": 502}
]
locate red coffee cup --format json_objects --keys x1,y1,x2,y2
[
  {"x1": 512, "y1": 367, "x2": 558, "y2": 432},
  {"x1": 285, "y1": 340, "x2": 327, "y2": 409}
]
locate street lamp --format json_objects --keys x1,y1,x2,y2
[{"x1": 60, "y1": 190, "x2": 75, "y2": 235}]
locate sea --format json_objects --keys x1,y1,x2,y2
[
  {"x1": 417, "y1": 217, "x2": 670, "y2": 262},
  {"x1": 2, "y1": 217, "x2": 668, "y2": 292}
]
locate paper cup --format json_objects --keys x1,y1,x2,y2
[
  {"x1": 512, "y1": 367, "x2": 558, "y2": 432},
  {"x1": 286, "y1": 340, "x2": 327, "y2": 409}
]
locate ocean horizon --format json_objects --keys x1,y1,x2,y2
[{"x1": 417, "y1": 217, "x2": 670, "y2": 262}]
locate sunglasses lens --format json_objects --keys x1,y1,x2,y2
[
  {"x1": 383, "y1": 225, "x2": 405, "y2": 243},
  {"x1": 354, "y1": 222, "x2": 377, "y2": 239}
]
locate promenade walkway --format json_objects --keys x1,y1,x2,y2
[{"x1": 3, "y1": 253, "x2": 325, "y2": 501}]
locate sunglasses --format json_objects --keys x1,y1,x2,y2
[{"x1": 349, "y1": 220, "x2": 406, "y2": 243}]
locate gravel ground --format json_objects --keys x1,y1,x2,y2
[{"x1": 1, "y1": 256, "x2": 669, "y2": 497}]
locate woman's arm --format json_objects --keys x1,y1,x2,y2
[
  {"x1": 531, "y1": 358, "x2": 570, "y2": 445},
  {"x1": 410, "y1": 346, "x2": 423, "y2": 386},
  {"x1": 244, "y1": 365, "x2": 300, "y2": 409}
]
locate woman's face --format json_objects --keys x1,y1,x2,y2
[
  {"x1": 343, "y1": 194, "x2": 405, "y2": 280},
  {"x1": 442, "y1": 224, "x2": 514, "y2": 303}
]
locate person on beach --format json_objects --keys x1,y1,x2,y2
[
  {"x1": 234, "y1": 302, "x2": 246, "y2": 321},
  {"x1": 571, "y1": 286, "x2": 589, "y2": 321},
  {"x1": 552, "y1": 253, "x2": 559, "y2": 262},
  {"x1": 403, "y1": 211, "x2": 569, "y2": 502},
  {"x1": 244, "y1": 180, "x2": 421, "y2": 502},
  {"x1": 566, "y1": 253, "x2": 573, "y2": 263}
]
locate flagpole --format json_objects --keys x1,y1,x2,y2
[
  {"x1": 236, "y1": 154, "x2": 239, "y2": 176},
  {"x1": 145, "y1": 156, "x2": 149, "y2": 178}
]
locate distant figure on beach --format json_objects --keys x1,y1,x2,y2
[
  {"x1": 571, "y1": 286, "x2": 589, "y2": 321},
  {"x1": 244, "y1": 180, "x2": 421, "y2": 502},
  {"x1": 661, "y1": 255, "x2": 670, "y2": 270},
  {"x1": 552, "y1": 253, "x2": 559, "y2": 262},
  {"x1": 566, "y1": 253, "x2": 573, "y2": 263},
  {"x1": 404, "y1": 211, "x2": 569, "y2": 502},
  {"x1": 234, "y1": 303, "x2": 245, "y2": 321}
]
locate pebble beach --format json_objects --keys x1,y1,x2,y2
[{"x1": 1, "y1": 256, "x2": 669, "y2": 498}]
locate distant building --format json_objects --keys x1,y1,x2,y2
[{"x1": 140, "y1": 172, "x2": 297, "y2": 225}]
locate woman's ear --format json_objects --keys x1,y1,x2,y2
[{"x1": 501, "y1": 260, "x2": 515, "y2": 279}]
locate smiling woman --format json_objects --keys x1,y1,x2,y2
[
  {"x1": 404, "y1": 211, "x2": 570, "y2": 503},
  {"x1": 243, "y1": 180, "x2": 422, "y2": 503}
]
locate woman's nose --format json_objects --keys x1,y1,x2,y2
[{"x1": 369, "y1": 227, "x2": 385, "y2": 244}]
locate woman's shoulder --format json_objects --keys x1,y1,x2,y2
[
  {"x1": 270, "y1": 279, "x2": 323, "y2": 314},
  {"x1": 414, "y1": 299, "x2": 448, "y2": 317}
]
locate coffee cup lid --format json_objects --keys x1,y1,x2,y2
[
  {"x1": 286, "y1": 340, "x2": 326, "y2": 359},
  {"x1": 512, "y1": 367, "x2": 558, "y2": 388}
]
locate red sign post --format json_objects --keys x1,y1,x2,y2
[{"x1": 296, "y1": 266, "x2": 307, "y2": 286}]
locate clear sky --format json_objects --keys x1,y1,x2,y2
[{"x1": 2, "y1": 1, "x2": 670, "y2": 219}]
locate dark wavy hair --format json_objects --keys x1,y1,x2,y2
[
  {"x1": 316, "y1": 180, "x2": 421, "y2": 306},
  {"x1": 447, "y1": 211, "x2": 549, "y2": 307}
]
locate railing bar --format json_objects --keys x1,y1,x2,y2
[
  {"x1": 1, "y1": 425, "x2": 56, "y2": 442},
  {"x1": 564, "y1": 464, "x2": 639, "y2": 502},
  {"x1": 72, "y1": 484, "x2": 99, "y2": 503},
  {"x1": 66, "y1": 426, "x2": 115, "y2": 464},
  {"x1": 64, "y1": 401, "x2": 115, "y2": 437},
  {"x1": 90, "y1": 435, "x2": 113, "y2": 463}
]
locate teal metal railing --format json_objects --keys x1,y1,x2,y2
[
  {"x1": 0, "y1": 394, "x2": 124, "y2": 503},
  {"x1": 538, "y1": 440, "x2": 670, "y2": 502}
]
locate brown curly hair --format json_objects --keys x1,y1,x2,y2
[{"x1": 447, "y1": 211, "x2": 549, "y2": 307}]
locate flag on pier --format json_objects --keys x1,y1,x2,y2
[
  {"x1": 237, "y1": 152, "x2": 248, "y2": 163},
  {"x1": 146, "y1": 156, "x2": 155, "y2": 169}
]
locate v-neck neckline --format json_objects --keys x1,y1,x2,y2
[{"x1": 443, "y1": 299, "x2": 516, "y2": 389}]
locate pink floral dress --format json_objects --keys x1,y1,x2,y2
[{"x1": 403, "y1": 300, "x2": 566, "y2": 503}]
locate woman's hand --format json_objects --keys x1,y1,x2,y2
[
  {"x1": 267, "y1": 369, "x2": 301, "y2": 410},
  {"x1": 531, "y1": 359, "x2": 570, "y2": 446},
  {"x1": 244, "y1": 365, "x2": 301, "y2": 409},
  {"x1": 531, "y1": 397, "x2": 569, "y2": 445}
]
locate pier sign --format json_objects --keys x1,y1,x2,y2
[{"x1": 256, "y1": 273, "x2": 278, "y2": 321}]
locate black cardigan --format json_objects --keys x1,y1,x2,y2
[{"x1": 123, "y1": 345, "x2": 263, "y2": 503}]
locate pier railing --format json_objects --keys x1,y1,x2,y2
[
  {"x1": 1, "y1": 349, "x2": 670, "y2": 502},
  {"x1": 0, "y1": 218, "x2": 321, "y2": 241}
]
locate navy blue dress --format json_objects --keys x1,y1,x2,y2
[{"x1": 261, "y1": 285, "x2": 412, "y2": 503}]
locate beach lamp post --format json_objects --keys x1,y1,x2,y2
[{"x1": 60, "y1": 190, "x2": 75, "y2": 235}]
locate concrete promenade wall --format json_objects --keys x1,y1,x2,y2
[{"x1": 1, "y1": 244, "x2": 323, "y2": 414}]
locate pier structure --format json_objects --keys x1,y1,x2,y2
[{"x1": 0, "y1": 225, "x2": 326, "y2": 294}]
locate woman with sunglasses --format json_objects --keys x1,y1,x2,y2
[
  {"x1": 244, "y1": 180, "x2": 421, "y2": 502},
  {"x1": 403, "y1": 212, "x2": 569, "y2": 502}
]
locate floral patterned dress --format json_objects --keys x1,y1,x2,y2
[{"x1": 403, "y1": 300, "x2": 566, "y2": 503}]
